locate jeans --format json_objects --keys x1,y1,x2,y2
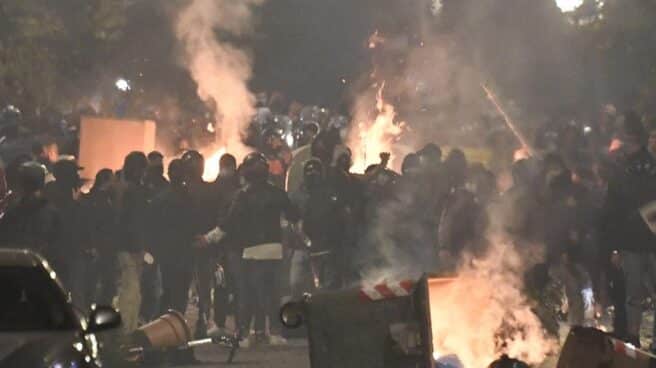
[
  {"x1": 213, "y1": 252, "x2": 242, "y2": 329},
  {"x1": 69, "y1": 252, "x2": 96, "y2": 310},
  {"x1": 140, "y1": 263, "x2": 162, "y2": 322},
  {"x1": 290, "y1": 250, "x2": 312, "y2": 299},
  {"x1": 240, "y1": 259, "x2": 282, "y2": 335},
  {"x1": 193, "y1": 249, "x2": 214, "y2": 337},
  {"x1": 160, "y1": 261, "x2": 192, "y2": 315},
  {"x1": 621, "y1": 251, "x2": 656, "y2": 346},
  {"x1": 116, "y1": 252, "x2": 143, "y2": 334}
]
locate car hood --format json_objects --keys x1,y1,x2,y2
[{"x1": 0, "y1": 331, "x2": 78, "y2": 367}]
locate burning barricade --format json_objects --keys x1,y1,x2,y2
[{"x1": 281, "y1": 273, "x2": 555, "y2": 368}]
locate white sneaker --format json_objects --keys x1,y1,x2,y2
[{"x1": 267, "y1": 334, "x2": 288, "y2": 346}]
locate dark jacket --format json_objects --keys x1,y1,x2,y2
[
  {"x1": 601, "y1": 147, "x2": 656, "y2": 254},
  {"x1": 79, "y1": 189, "x2": 118, "y2": 256},
  {"x1": 222, "y1": 181, "x2": 299, "y2": 249},
  {"x1": 291, "y1": 183, "x2": 348, "y2": 253},
  {"x1": 116, "y1": 182, "x2": 149, "y2": 253},
  {"x1": 149, "y1": 186, "x2": 196, "y2": 265},
  {"x1": 213, "y1": 174, "x2": 242, "y2": 224},
  {"x1": 0, "y1": 195, "x2": 59, "y2": 256}
]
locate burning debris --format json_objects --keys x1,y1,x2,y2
[
  {"x1": 349, "y1": 82, "x2": 405, "y2": 173},
  {"x1": 428, "y1": 242, "x2": 558, "y2": 368}
]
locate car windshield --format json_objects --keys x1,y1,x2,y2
[{"x1": 0, "y1": 266, "x2": 77, "y2": 331}]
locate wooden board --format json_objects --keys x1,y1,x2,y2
[{"x1": 79, "y1": 117, "x2": 156, "y2": 179}]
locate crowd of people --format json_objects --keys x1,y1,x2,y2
[{"x1": 1, "y1": 104, "x2": 656, "y2": 352}]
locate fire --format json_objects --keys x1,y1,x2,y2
[
  {"x1": 202, "y1": 147, "x2": 227, "y2": 182},
  {"x1": 350, "y1": 82, "x2": 404, "y2": 173},
  {"x1": 428, "y1": 242, "x2": 557, "y2": 368}
]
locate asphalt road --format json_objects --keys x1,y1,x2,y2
[{"x1": 176, "y1": 341, "x2": 310, "y2": 368}]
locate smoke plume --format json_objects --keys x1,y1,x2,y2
[{"x1": 175, "y1": 0, "x2": 264, "y2": 156}]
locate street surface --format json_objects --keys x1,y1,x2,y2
[{"x1": 180, "y1": 341, "x2": 310, "y2": 368}]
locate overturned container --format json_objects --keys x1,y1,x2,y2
[{"x1": 281, "y1": 275, "x2": 454, "y2": 368}]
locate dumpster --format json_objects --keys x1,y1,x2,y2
[{"x1": 281, "y1": 276, "x2": 439, "y2": 368}]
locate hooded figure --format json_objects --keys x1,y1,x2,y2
[
  {"x1": 0, "y1": 162, "x2": 59, "y2": 255},
  {"x1": 43, "y1": 158, "x2": 84, "y2": 289},
  {"x1": 202, "y1": 152, "x2": 300, "y2": 345}
]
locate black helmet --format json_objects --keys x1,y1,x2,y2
[
  {"x1": 18, "y1": 161, "x2": 47, "y2": 194},
  {"x1": 181, "y1": 150, "x2": 205, "y2": 180},
  {"x1": 168, "y1": 159, "x2": 185, "y2": 186},
  {"x1": 417, "y1": 143, "x2": 442, "y2": 168},
  {"x1": 401, "y1": 153, "x2": 421, "y2": 176},
  {"x1": 241, "y1": 152, "x2": 269, "y2": 183}
]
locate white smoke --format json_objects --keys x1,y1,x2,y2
[{"x1": 175, "y1": 0, "x2": 264, "y2": 156}]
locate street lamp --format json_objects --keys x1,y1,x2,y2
[{"x1": 555, "y1": 0, "x2": 584, "y2": 12}]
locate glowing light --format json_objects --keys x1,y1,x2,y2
[
  {"x1": 349, "y1": 82, "x2": 404, "y2": 173},
  {"x1": 285, "y1": 133, "x2": 294, "y2": 147},
  {"x1": 203, "y1": 147, "x2": 227, "y2": 182},
  {"x1": 556, "y1": 0, "x2": 583, "y2": 12},
  {"x1": 206, "y1": 123, "x2": 215, "y2": 133},
  {"x1": 609, "y1": 138, "x2": 622, "y2": 153},
  {"x1": 73, "y1": 342, "x2": 84, "y2": 352},
  {"x1": 49, "y1": 271, "x2": 57, "y2": 279},
  {"x1": 115, "y1": 78, "x2": 131, "y2": 92}
]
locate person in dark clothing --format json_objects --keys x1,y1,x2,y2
[
  {"x1": 115, "y1": 151, "x2": 149, "y2": 333},
  {"x1": 200, "y1": 152, "x2": 301, "y2": 345},
  {"x1": 141, "y1": 151, "x2": 168, "y2": 321},
  {"x1": 144, "y1": 151, "x2": 169, "y2": 199},
  {"x1": 80, "y1": 169, "x2": 117, "y2": 306},
  {"x1": 149, "y1": 159, "x2": 196, "y2": 314},
  {"x1": 211, "y1": 154, "x2": 244, "y2": 334},
  {"x1": 0, "y1": 162, "x2": 59, "y2": 255},
  {"x1": 44, "y1": 159, "x2": 84, "y2": 297},
  {"x1": 437, "y1": 149, "x2": 480, "y2": 269},
  {"x1": 600, "y1": 113, "x2": 656, "y2": 347},
  {"x1": 290, "y1": 159, "x2": 349, "y2": 294},
  {"x1": 182, "y1": 150, "x2": 218, "y2": 337},
  {"x1": 417, "y1": 143, "x2": 442, "y2": 178}
]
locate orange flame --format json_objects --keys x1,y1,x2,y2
[
  {"x1": 428, "y1": 242, "x2": 557, "y2": 367},
  {"x1": 350, "y1": 82, "x2": 404, "y2": 173},
  {"x1": 202, "y1": 147, "x2": 227, "y2": 182}
]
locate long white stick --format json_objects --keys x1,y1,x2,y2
[{"x1": 481, "y1": 84, "x2": 533, "y2": 156}]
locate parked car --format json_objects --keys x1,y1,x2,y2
[{"x1": 0, "y1": 249, "x2": 121, "y2": 367}]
